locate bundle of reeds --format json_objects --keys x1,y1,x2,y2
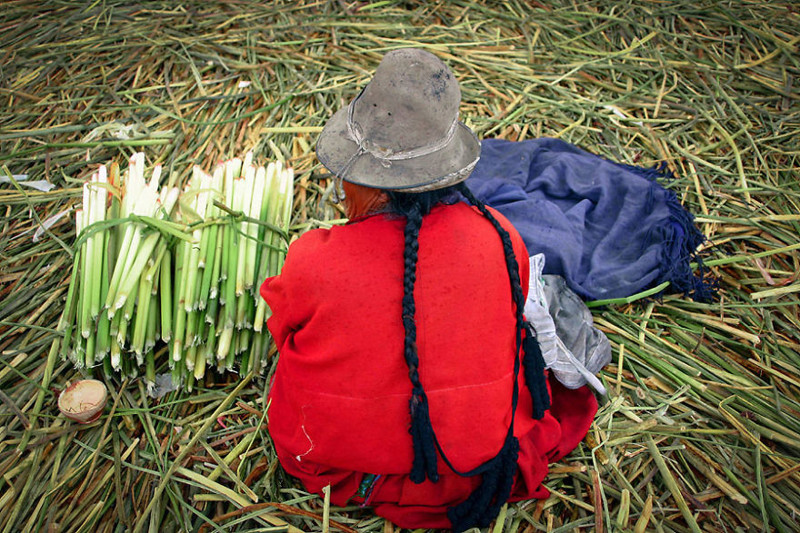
[{"x1": 59, "y1": 152, "x2": 294, "y2": 392}]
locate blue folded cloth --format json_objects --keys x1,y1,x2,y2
[{"x1": 467, "y1": 138, "x2": 715, "y2": 302}]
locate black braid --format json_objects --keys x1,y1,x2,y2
[
  {"x1": 402, "y1": 203, "x2": 440, "y2": 483},
  {"x1": 387, "y1": 188, "x2": 456, "y2": 484},
  {"x1": 457, "y1": 184, "x2": 525, "y2": 332},
  {"x1": 457, "y1": 183, "x2": 550, "y2": 418},
  {"x1": 386, "y1": 184, "x2": 550, "y2": 532}
]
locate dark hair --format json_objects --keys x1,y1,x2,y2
[
  {"x1": 386, "y1": 183, "x2": 549, "y2": 531},
  {"x1": 385, "y1": 187, "x2": 458, "y2": 483}
]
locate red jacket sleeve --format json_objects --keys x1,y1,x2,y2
[{"x1": 259, "y1": 231, "x2": 321, "y2": 351}]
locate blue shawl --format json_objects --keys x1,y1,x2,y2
[{"x1": 467, "y1": 138, "x2": 715, "y2": 302}]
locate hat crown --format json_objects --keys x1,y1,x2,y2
[
  {"x1": 350, "y1": 49, "x2": 461, "y2": 157},
  {"x1": 315, "y1": 48, "x2": 480, "y2": 192}
]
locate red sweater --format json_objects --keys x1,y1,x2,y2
[{"x1": 261, "y1": 202, "x2": 596, "y2": 528}]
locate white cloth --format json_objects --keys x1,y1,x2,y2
[{"x1": 523, "y1": 255, "x2": 609, "y2": 395}]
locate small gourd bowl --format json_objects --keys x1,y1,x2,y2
[{"x1": 58, "y1": 379, "x2": 108, "y2": 424}]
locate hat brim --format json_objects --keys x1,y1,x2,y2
[{"x1": 316, "y1": 106, "x2": 481, "y2": 193}]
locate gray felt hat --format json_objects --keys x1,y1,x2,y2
[{"x1": 316, "y1": 48, "x2": 480, "y2": 193}]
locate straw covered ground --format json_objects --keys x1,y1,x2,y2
[{"x1": 1, "y1": 1, "x2": 799, "y2": 531}]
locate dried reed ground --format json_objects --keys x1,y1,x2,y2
[{"x1": 1, "y1": 1, "x2": 799, "y2": 532}]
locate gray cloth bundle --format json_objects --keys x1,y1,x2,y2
[{"x1": 524, "y1": 255, "x2": 611, "y2": 394}]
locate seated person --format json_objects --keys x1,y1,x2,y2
[{"x1": 260, "y1": 48, "x2": 597, "y2": 532}]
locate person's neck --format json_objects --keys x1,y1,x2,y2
[{"x1": 343, "y1": 181, "x2": 389, "y2": 219}]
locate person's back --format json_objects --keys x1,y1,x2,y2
[{"x1": 263, "y1": 199, "x2": 527, "y2": 473}]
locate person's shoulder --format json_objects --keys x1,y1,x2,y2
[
  {"x1": 485, "y1": 205, "x2": 519, "y2": 234},
  {"x1": 286, "y1": 226, "x2": 329, "y2": 254},
  {"x1": 450, "y1": 201, "x2": 519, "y2": 235},
  {"x1": 278, "y1": 227, "x2": 338, "y2": 276},
  {"x1": 286, "y1": 216, "x2": 396, "y2": 258},
  {"x1": 458, "y1": 201, "x2": 528, "y2": 255}
]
